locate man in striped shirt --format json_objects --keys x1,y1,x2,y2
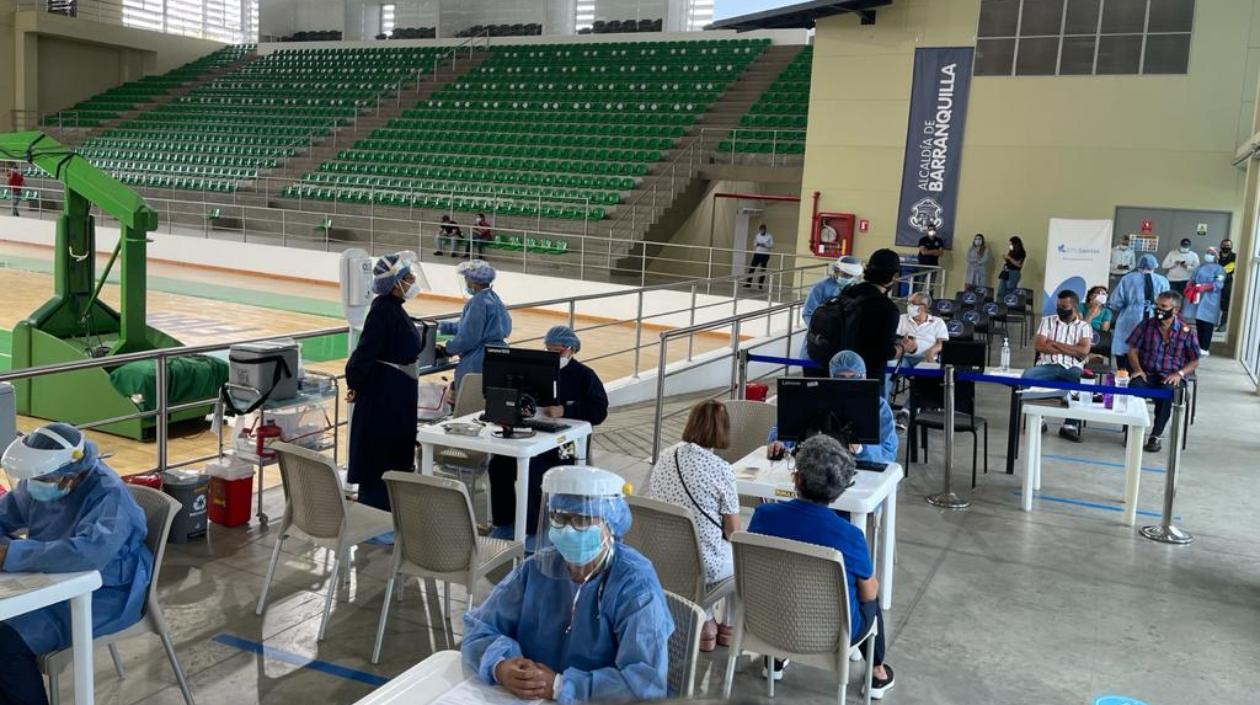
[
  {"x1": 1022, "y1": 291, "x2": 1093, "y2": 442},
  {"x1": 1126, "y1": 291, "x2": 1200, "y2": 453}
]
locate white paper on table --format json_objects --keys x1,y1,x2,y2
[
  {"x1": 0, "y1": 574, "x2": 53, "y2": 599},
  {"x1": 430, "y1": 679, "x2": 542, "y2": 705}
]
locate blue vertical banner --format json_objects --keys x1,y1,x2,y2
[{"x1": 894, "y1": 47, "x2": 975, "y2": 249}]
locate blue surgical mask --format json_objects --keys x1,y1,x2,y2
[
  {"x1": 548, "y1": 525, "x2": 606, "y2": 565},
  {"x1": 465, "y1": 286, "x2": 477, "y2": 296},
  {"x1": 1204, "y1": 254, "x2": 1217, "y2": 263},
  {"x1": 27, "y1": 478, "x2": 71, "y2": 502}
]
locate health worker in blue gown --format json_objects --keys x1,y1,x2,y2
[
  {"x1": 0, "y1": 423, "x2": 153, "y2": 705},
  {"x1": 1109, "y1": 253, "x2": 1170, "y2": 370},
  {"x1": 346, "y1": 251, "x2": 424, "y2": 511},
  {"x1": 439, "y1": 259, "x2": 512, "y2": 387},
  {"x1": 462, "y1": 467, "x2": 674, "y2": 704},
  {"x1": 799, "y1": 256, "x2": 863, "y2": 359}
]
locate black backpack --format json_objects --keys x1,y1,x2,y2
[{"x1": 806, "y1": 289, "x2": 874, "y2": 366}]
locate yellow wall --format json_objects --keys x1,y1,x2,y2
[
  {"x1": 664, "y1": 179, "x2": 802, "y2": 280},
  {"x1": 798, "y1": 0, "x2": 1258, "y2": 332}
]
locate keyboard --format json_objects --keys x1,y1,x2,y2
[
  {"x1": 855, "y1": 460, "x2": 888, "y2": 472},
  {"x1": 522, "y1": 419, "x2": 570, "y2": 433}
]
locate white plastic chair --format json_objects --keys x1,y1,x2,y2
[
  {"x1": 721, "y1": 532, "x2": 877, "y2": 705},
  {"x1": 624, "y1": 495, "x2": 734, "y2": 613},
  {"x1": 434, "y1": 373, "x2": 491, "y2": 512},
  {"x1": 42, "y1": 485, "x2": 195, "y2": 705},
  {"x1": 717, "y1": 400, "x2": 776, "y2": 464},
  {"x1": 663, "y1": 590, "x2": 705, "y2": 698},
  {"x1": 256, "y1": 443, "x2": 394, "y2": 641},
  {"x1": 371, "y1": 471, "x2": 523, "y2": 663}
]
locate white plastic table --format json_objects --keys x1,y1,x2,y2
[
  {"x1": 0, "y1": 570, "x2": 102, "y2": 705},
  {"x1": 731, "y1": 447, "x2": 903, "y2": 610},
  {"x1": 418, "y1": 413, "x2": 594, "y2": 540},
  {"x1": 1021, "y1": 395, "x2": 1151, "y2": 525},
  {"x1": 352, "y1": 650, "x2": 471, "y2": 705}
]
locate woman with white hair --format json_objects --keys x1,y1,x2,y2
[
  {"x1": 439, "y1": 259, "x2": 513, "y2": 386},
  {"x1": 345, "y1": 251, "x2": 424, "y2": 510}
]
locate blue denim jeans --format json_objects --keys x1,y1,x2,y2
[
  {"x1": 1021, "y1": 364, "x2": 1083, "y2": 429},
  {"x1": 997, "y1": 269, "x2": 1022, "y2": 298}
]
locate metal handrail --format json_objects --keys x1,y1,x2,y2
[
  {"x1": 698, "y1": 127, "x2": 805, "y2": 168},
  {"x1": 601, "y1": 138, "x2": 700, "y2": 240}
]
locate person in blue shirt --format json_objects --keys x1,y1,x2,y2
[
  {"x1": 1182, "y1": 246, "x2": 1227, "y2": 356},
  {"x1": 766, "y1": 350, "x2": 898, "y2": 465},
  {"x1": 0, "y1": 423, "x2": 153, "y2": 705},
  {"x1": 439, "y1": 259, "x2": 512, "y2": 386},
  {"x1": 346, "y1": 252, "x2": 425, "y2": 512},
  {"x1": 748, "y1": 435, "x2": 895, "y2": 698},
  {"x1": 463, "y1": 467, "x2": 673, "y2": 704},
  {"x1": 799, "y1": 256, "x2": 863, "y2": 361},
  {"x1": 1109, "y1": 253, "x2": 1170, "y2": 370}
]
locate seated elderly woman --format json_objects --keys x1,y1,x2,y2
[
  {"x1": 766, "y1": 350, "x2": 898, "y2": 465},
  {"x1": 462, "y1": 466, "x2": 674, "y2": 704},
  {"x1": 749, "y1": 435, "x2": 895, "y2": 698}
]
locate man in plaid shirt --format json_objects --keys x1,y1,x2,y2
[{"x1": 1126, "y1": 291, "x2": 1200, "y2": 452}]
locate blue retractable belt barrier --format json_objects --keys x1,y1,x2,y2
[{"x1": 743, "y1": 354, "x2": 1173, "y2": 400}]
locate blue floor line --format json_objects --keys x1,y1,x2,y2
[
  {"x1": 212, "y1": 633, "x2": 389, "y2": 687},
  {"x1": 1010, "y1": 491, "x2": 1178, "y2": 520},
  {"x1": 1041, "y1": 452, "x2": 1165, "y2": 474}
]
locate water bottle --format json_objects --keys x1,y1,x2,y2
[
  {"x1": 1000, "y1": 337, "x2": 1011, "y2": 372},
  {"x1": 1114, "y1": 369, "x2": 1129, "y2": 412}
]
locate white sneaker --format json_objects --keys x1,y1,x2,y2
[
  {"x1": 1199, "y1": 349, "x2": 1211, "y2": 357},
  {"x1": 761, "y1": 657, "x2": 789, "y2": 680}
]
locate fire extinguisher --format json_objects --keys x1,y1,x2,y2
[{"x1": 255, "y1": 420, "x2": 283, "y2": 460}]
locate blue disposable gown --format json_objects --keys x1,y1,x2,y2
[
  {"x1": 1109, "y1": 269, "x2": 1170, "y2": 357},
  {"x1": 462, "y1": 546, "x2": 674, "y2": 704},
  {"x1": 346, "y1": 294, "x2": 423, "y2": 491},
  {"x1": 767, "y1": 396, "x2": 898, "y2": 464},
  {"x1": 1182, "y1": 263, "x2": 1226, "y2": 325},
  {"x1": 0, "y1": 462, "x2": 153, "y2": 655},
  {"x1": 440, "y1": 288, "x2": 512, "y2": 385}
]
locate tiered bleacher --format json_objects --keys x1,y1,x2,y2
[
  {"x1": 579, "y1": 19, "x2": 663, "y2": 34},
  {"x1": 41, "y1": 45, "x2": 252, "y2": 129},
  {"x1": 71, "y1": 45, "x2": 450, "y2": 193},
  {"x1": 285, "y1": 38, "x2": 769, "y2": 225},
  {"x1": 719, "y1": 45, "x2": 811, "y2": 155},
  {"x1": 455, "y1": 23, "x2": 542, "y2": 37}
]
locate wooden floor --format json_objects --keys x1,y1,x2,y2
[{"x1": 0, "y1": 240, "x2": 732, "y2": 479}]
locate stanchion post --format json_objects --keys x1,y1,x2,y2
[
  {"x1": 1140, "y1": 385, "x2": 1193, "y2": 544},
  {"x1": 736, "y1": 349, "x2": 749, "y2": 400},
  {"x1": 926, "y1": 364, "x2": 970, "y2": 509}
]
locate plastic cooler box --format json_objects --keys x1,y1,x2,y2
[{"x1": 206, "y1": 457, "x2": 255, "y2": 528}]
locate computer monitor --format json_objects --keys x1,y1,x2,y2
[
  {"x1": 940, "y1": 340, "x2": 986, "y2": 370},
  {"x1": 482, "y1": 346, "x2": 559, "y2": 406},
  {"x1": 775, "y1": 378, "x2": 881, "y2": 445}
]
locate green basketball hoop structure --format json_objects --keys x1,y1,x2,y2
[{"x1": 4, "y1": 131, "x2": 197, "y2": 440}]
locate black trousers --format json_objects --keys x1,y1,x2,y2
[
  {"x1": 489, "y1": 450, "x2": 565, "y2": 535},
  {"x1": 1195, "y1": 319, "x2": 1214, "y2": 350},
  {"x1": 854, "y1": 599, "x2": 887, "y2": 666},
  {"x1": 1170, "y1": 279, "x2": 1187, "y2": 295},
  {"x1": 745, "y1": 253, "x2": 770, "y2": 288},
  {"x1": 1129, "y1": 375, "x2": 1183, "y2": 437},
  {"x1": 0, "y1": 622, "x2": 48, "y2": 705}
]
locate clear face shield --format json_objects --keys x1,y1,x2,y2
[{"x1": 535, "y1": 467, "x2": 630, "y2": 581}]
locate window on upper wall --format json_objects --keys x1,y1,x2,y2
[
  {"x1": 975, "y1": 0, "x2": 1194, "y2": 77},
  {"x1": 381, "y1": 3, "x2": 397, "y2": 37}
]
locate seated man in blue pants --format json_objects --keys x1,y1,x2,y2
[{"x1": 1021, "y1": 290, "x2": 1093, "y2": 442}]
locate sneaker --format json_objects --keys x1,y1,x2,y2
[
  {"x1": 867, "y1": 664, "x2": 895, "y2": 700},
  {"x1": 1144, "y1": 436, "x2": 1162, "y2": 453},
  {"x1": 761, "y1": 657, "x2": 789, "y2": 681},
  {"x1": 1058, "y1": 424, "x2": 1083, "y2": 443},
  {"x1": 1199, "y1": 349, "x2": 1211, "y2": 357},
  {"x1": 1040, "y1": 420, "x2": 1048, "y2": 434},
  {"x1": 434, "y1": 251, "x2": 444, "y2": 256}
]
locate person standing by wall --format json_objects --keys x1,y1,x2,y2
[
  {"x1": 744, "y1": 224, "x2": 774, "y2": 290},
  {"x1": 964, "y1": 233, "x2": 990, "y2": 290},
  {"x1": 1109, "y1": 254, "x2": 1170, "y2": 371},
  {"x1": 1182, "y1": 246, "x2": 1226, "y2": 356},
  {"x1": 8, "y1": 167, "x2": 24, "y2": 217},
  {"x1": 1126, "y1": 291, "x2": 1200, "y2": 453},
  {"x1": 1218, "y1": 239, "x2": 1237, "y2": 326},
  {"x1": 996, "y1": 235, "x2": 1026, "y2": 299},
  {"x1": 1161, "y1": 238, "x2": 1199, "y2": 295},
  {"x1": 916, "y1": 226, "x2": 945, "y2": 292}
]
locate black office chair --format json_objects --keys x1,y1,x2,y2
[
  {"x1": 946, "y1": 319, "x2": 975, "y2": 341},
  {"x1": 981, "y1": 301, "x2": 1009, "y2": 361},
  {"x1": 905, "y1": 376, "x2": 989, "y2": 487},
  {"x1": 1086, "y1": 329, "x2": 1114, "y2": 374},
  {"x1": 956, "y1": 290, "x2": 982, "y2": 309},
  {"x1": 1001, "y1": 291, "x2": 1030, "y2": 346},
  {"x1": 973, "y1": 285, "x2": 994, "y2": 301},
  {"x1": 930, "y1": 298, "x2": 956, "y2": 320},
  {"x1": 959, "y1": 309, "x2": 990, "y2": 360}
]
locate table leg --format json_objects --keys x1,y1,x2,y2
[
  {"x1": 880, "y1": 491, "x2": 896, "y2": 610},
  {"x1": 514, "y1": 457, "x2": 530, "y2": 542},
  {"x1": 1022, "y1": 412, "x2": 1040, "y2": 511},
  {"x1": 848, "y1": 510, "x2": 869, "y2": 539},
  {"x1": 420, "y1": 444, "x2": 435, "y2": 476},
  {"x1": 70, "y1": 592, "x2": 95, "y2": 705},
  {"x1": 1122, "y1": 423, "x2": 1144, "y2": 527},
  {"x1": 1005, "y1": 388, "x2": 1020, "y2": 475}
]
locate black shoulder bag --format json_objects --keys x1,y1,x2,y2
[{"x1": 673, "y1": 446, "x2": 724, "y2": 532}]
